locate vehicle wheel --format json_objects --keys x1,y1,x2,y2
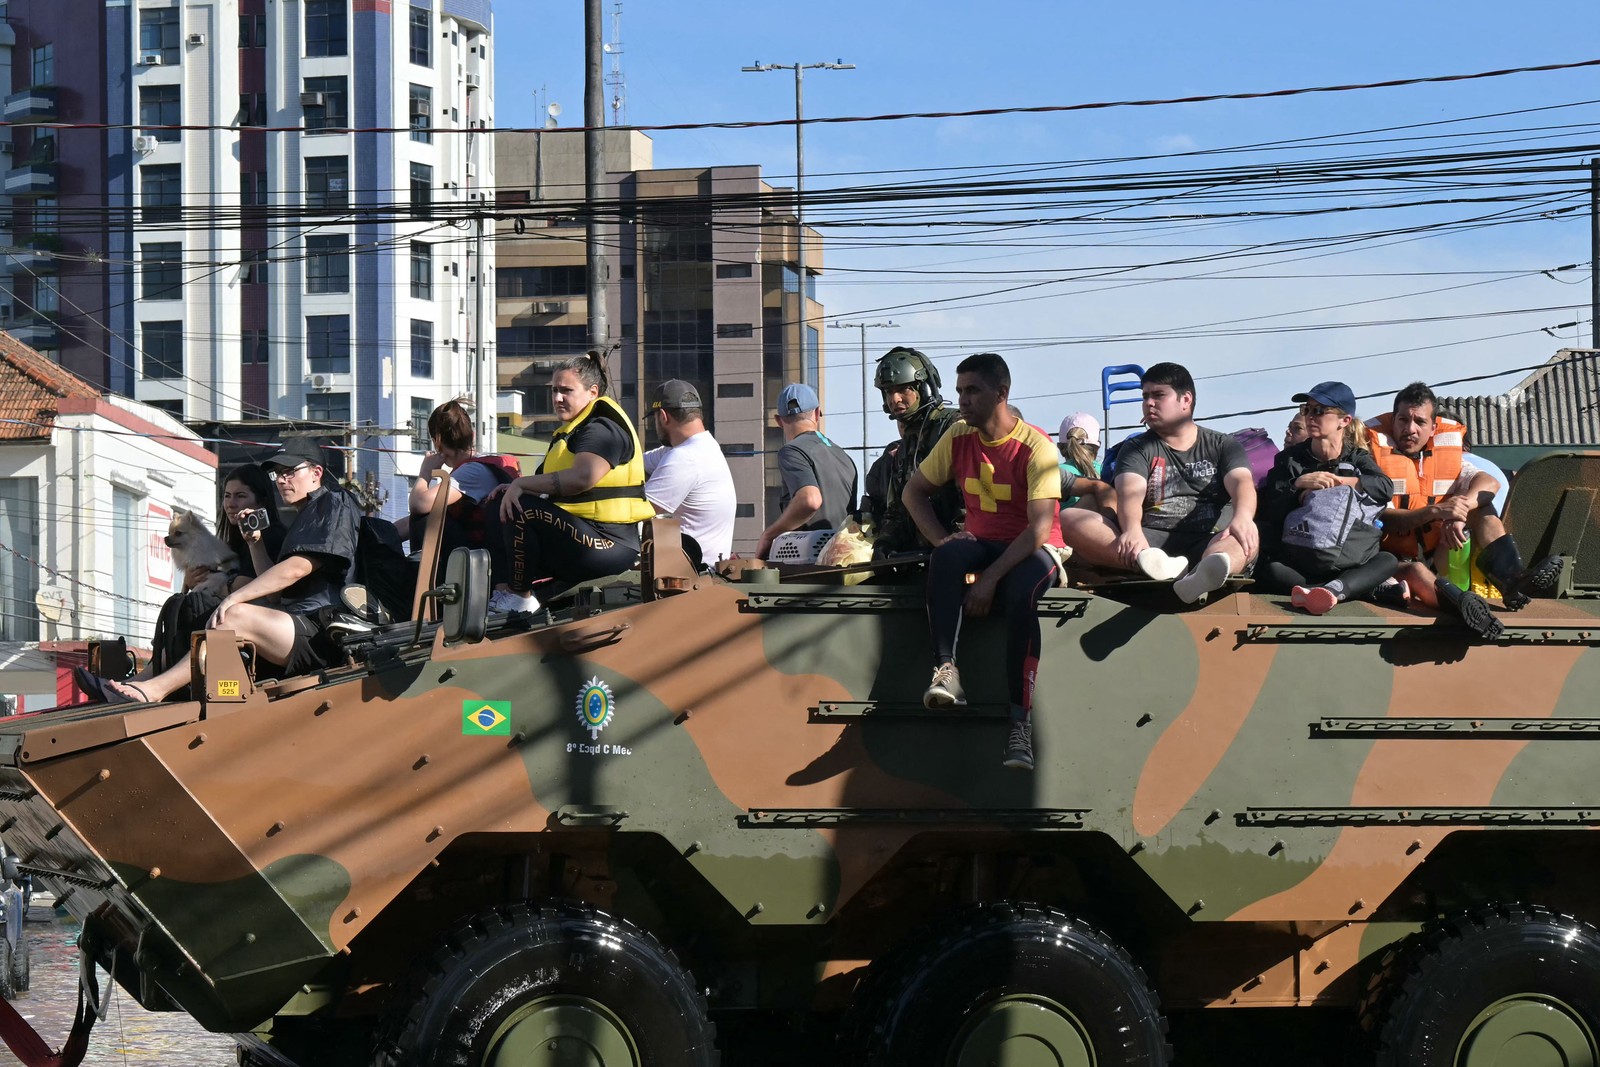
[
  {"x1": 0, "y1": 936, "x2": 14, "y2": 1001},
  {"x1": 1371, "y1": 903, "x2": 1600, "y2": 1067},
  {"x1": 859, "y1": 902, "x2": 1171, "y2": 1067},
  {"x1": 9, "y1": 925, "x2": 27, "y2": 994},
  {"x1": 371, "y1": 901, "x2": 717, "y2": 1067}
]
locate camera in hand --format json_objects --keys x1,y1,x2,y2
[{"x1": 239, "y1": 509, "x2": 271, "y2": 534}]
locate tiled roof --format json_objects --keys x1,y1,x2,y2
[
  {"x1": 0, "y1": 331, "x2": 102, "y2": 441},
  {"x1": 1436, "y1": 348, "x2": 1600, "y2": 448}
]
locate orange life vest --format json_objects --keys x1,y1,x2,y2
[{"x1": 1366, "y1": 412, "x2": 1466, "y2": 560}]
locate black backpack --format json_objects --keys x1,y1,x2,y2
[
  {"x1": 150, "y1": 589, "x2": 224, "y2": 675},
  {"x1": 354, "y1": 517, "x2": 419, "y2": 622}
]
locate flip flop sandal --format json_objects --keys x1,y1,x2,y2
[{"x1": 101, "y1": 682, "x2": 151, "y2": 706}]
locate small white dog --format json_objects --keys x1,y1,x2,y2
[{"x1": 164, "y1": 510, "x2": 239, "y2": 598}]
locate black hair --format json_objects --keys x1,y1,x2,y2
[
  {"x1": 1393, "y1": 380, "x2": 1437, "y2": 416},
  {"x1": 955, "y1": 352, "x2": 1010, "y2": 394},
  {"x1": 553, "y1": 349, "x2": 609, "y2": 394},
  {"x1": 1141, "y1": 362, "x2": 1196, "y2": 402},
  {"x1": 218, "y1": 463, "x2": 281, "y2": 555}
]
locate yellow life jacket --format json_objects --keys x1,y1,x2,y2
[{"x1": 540, "y1": 395, "x2": 654, "y2": 524}]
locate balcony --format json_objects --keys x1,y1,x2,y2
[
  {"x1": 3, "y1": 87, "x2": 56, "y2": 123},
  {"x1": 5, "y1": 236, "x2": 61, "y2": 274},
  {"x1": 6, "y1": 315, "x2": 59, "y2": 350},
  {"x1": 4, "y1": 163, "x2": 56, "y2": 197}
]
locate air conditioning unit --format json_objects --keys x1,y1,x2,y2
[
  {"x1": 536, "y1": 301, "x2": 568, "y2": 315},
  {"x1": 133, "y1": 135, "x2": 159, "y2": 153},
  {"x1": 0, "y1": 143, "x2": 12, "y2": 156},
  {"x1": 304, "y1": 372, "x2": 332, "y2": 392},
  {"x1": 464, "y1": 73, "x2": 481, "y2": 91},
  {"x1": 186, "y1": 32, "x2": 206, "y2": 46},
  {"x1": 300, "y1": 91, "x2": 325, "y2": 108},
  {"x1": 138, "y1": 52, "x2": 164, "y2": 66}
]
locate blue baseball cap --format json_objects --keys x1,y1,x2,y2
[
  {"x1": 776, "y1": 382, "x2": 820, "y2": 416},
  {"x1": 1292, "y1": 381, "x2": 1358, "y2": 416}
]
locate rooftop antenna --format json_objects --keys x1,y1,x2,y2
[{"x1": 603, "y1": 1, "x2": 626, "y2": 125}]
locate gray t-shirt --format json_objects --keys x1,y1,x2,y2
[
  {"x1": 1116, "y1": 426, "x2": 1249, "y2": 534},
  {"x1": 777, "y1": 431, "x2": 858, "y2": 531}
]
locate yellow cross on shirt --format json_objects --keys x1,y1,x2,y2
[{"x1": 964, "y1": 458, "x2": 1013, "y2": 512}]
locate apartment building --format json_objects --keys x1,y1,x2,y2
[
  {"x1": 0, "y1": 0, "x2": 496, "y2": 498},
  {"x1": 493, "y1": 129, "x2": 828, "y2": 555}
]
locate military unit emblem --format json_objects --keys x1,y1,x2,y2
[{"x1": 576, "y1": 676, "x2": 615, "y2": 740}]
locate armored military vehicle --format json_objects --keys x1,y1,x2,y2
[{"x1": 0, "y1": 454, "x2": 1598, "y2": 1066}]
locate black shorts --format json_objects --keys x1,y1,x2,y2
[
  {"x1": 1144, "y1": 504, "x2": 1235, "y2": 565},
  {"x1": 280, "y1": 613, "x2": 339, "y2": 676}
]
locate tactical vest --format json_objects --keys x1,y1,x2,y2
[
  {"x1": 1366, "y1": 412, "x2": 1466, "y2": 559},
  {"x1": 541, "y1": 396, "x2": 654, "y2": 524}
]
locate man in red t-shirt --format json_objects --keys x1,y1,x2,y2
[{"x1": 903, "y1": 352, "x2": 1063, "y2": 772}]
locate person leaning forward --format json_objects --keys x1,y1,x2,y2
[
  {"x1": 903, "y1": 352, "x2": 1064, "y2": 774},
  {"x1": 864, "y1": 346, "x2": 964, "y2": 557},
  {"x1": 756, "y1": 382, "x2": 859, "y2": 559},
  {"x1": 78, "y1": 438, "x2": 361, "y2": 704},
  {"x1": 1365, "y1": 380, "x2": 1562, "y2": 632}
]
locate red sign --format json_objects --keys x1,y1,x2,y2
[{"x1": 147, "y1": 503, "x2": 173, "y2": 591}]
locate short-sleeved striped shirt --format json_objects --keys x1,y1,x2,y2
[{"x1": 919, "y1": 419, "x2": 1063, "y2": 545}]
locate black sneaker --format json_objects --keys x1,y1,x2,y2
[
  {"x1": 1370, "y1": 579, "x2": 1409, "y2": 610},
  {"x1": 1002, "y1": 719, "x2": 1034, "y2": 771}
]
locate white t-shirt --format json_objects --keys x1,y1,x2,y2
[{"x1": 644, "y1": 430, "x2": 737, "y2": 563}]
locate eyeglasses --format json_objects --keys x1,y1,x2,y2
[{"x1": 271, "y1": 464, "x2": 311, "y2": 480}]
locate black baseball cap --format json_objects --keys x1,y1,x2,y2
[
  {"x1": 650, "y1": 379, "x2": 702, "y2": 411},
  {"x1": 262, "y1": 437, "x2": 329, "y2": 472}
]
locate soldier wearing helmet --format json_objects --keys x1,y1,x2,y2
[{"x1": 862, "y1": 346, "x2": 964, "y2": 557}]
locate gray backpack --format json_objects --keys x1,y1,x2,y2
[{"x1": 1280, "y1": 485, "x2": 1384, "y2": 573}]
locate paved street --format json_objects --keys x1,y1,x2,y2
[{"x1": 0, "y1": 914, "x2": 234, "y2": 1067}]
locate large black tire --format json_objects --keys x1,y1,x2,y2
[
  {"x1": 9, "y1": 924, "x2": 27, "y2": 995},
  {"x1": 371, "y1": 902, "x2": 717, "y2": 1067},
  {"x1": 1371, "y1": 903, "x2": 1600, "y2": 1067},
  {"x1": 857, "y1": 902, "x2": 1171, "y2": 1066},
  {"x1": 0, "y1": 936, "x2": 13, "y2": 1001}
]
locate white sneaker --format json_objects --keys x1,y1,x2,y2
[
  {"x1": 488, "y1": 589, "x2": 540, "y2": 614},
  {"x1": 1173, "y1": 553, "x2": 1232, "y2": 604},
  {"x1": 1136, "y1": 548, "x2": 1188, "y2": 582}
]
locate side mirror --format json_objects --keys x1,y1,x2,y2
[{"x1": 441, "y1": 548, "x2": 489, "y2": 644}]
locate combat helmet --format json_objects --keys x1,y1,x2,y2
[{"x1": 874, "y1": 346, "x2": 944, "y2": 422}]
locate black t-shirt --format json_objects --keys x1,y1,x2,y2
[
  {"x1": 539, "y1": 415, "x2": 642, "y2": 548},
  {"x1": 778, "y1": 431, "x2": 859, "y2": 531},
  {"x1": 225, "y1": 523, "x2": 287, "y2": 580},
  {"x1": 276, "y1": 485, "x2": 361, "y2": 615},
  {"x1": 1117, "y1": 426, "x2": 1249, "y2": 534}
]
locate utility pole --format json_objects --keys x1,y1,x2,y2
[
  {"x1": 585, "y1": 0, "x2": 609, "y2": 355},
  {"x1": 742, "y1": 61, "x2": 854, "y2": 387},
  {"x1": 1591, "y1": 158, "x2": 1598, "y2": 349},
  {"x1": 828, "y1": 320, "x2": 895, "y2": 459}
]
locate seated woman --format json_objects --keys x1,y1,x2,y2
[
  {"x1": 1257, "y1": 382, "x2": 1397, "y2": 615},
  {"x1": 495, "y1": 352, "x2": 655, "y2": 604},
  {"x1": 1057, "y1": 412, "x2": 1112, "y2": 511}
]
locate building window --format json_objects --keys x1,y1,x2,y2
[
  {"x1": 238, "y1": 13, "x2": 266, "y2": 48},
  {"x1": 410, "y1": 241, "x2": 432, "y2": 299},
  {"x1": 804, "y1": 326, "x2": 820, "y2": 387},
  {"x1": 240, "y1": 170, "x2": 268, "y2": 215},
  {"x1": 306, "y1": 234, "x2": 349, "y2": 293},
  {"x1": 29, "y1": 197, "x2": 57, "y2": 234},
  {"x1": 112, "y1": 487, "x2": 137, "y2": 637},
  {"x1": 304, "y1": 0, "x2": 347, "y2": 57},
  {"x1": 305, "y1": 156, "x2": 349, "y2": 211},
  {"x1": 307, "y1": 314, "x2": 350, "y2": 373},
  {"x1": 139, "y1": 7, "x2": 180, "y2": 65},
  {"x1": 497, "y1": 324, "x2": 588, "y2": 360},
  {"x1": 715, "y1": 262, "x2": 753, "y2": 279},
  {"x1": 410, "y1": 319, "x2": 433, "y2": 377},
  {"x1": 409, "y1": 84, "x2": 432, "y2": 143},
  {"x1": 717, "y1": 323, "x2": 754, "y2": 339},
  {"x1": 306, "y1": 391, "x2": 351, "y2": 424},
  {"x1": 411, "y1": 397, "x2": 431, "y2": 450},
  {"x1": 720, "y1": 443, "x2": 754, "y2": 456},
  {"x1": 241, "y1": 328, "x2": 268, "y2": 366},
  {"x1": 735, "y1": 502, "x2": 756, "y2": 518},
  {"x1": 409, "y1": 6, "x2": 431, "y2": 66},
  {"x1": 141, "y1": 164, "x2": 181, "y2": 224},
  {"x1": 238, "y1": 92, "x2": 267, "y2": 128},
  {"x1": 717, "y1": 382, "x2": 755, "y2": 398},
  {"x1": 140, "y1": 85, "x2": 181, "y2": 143},
  {"x1": 0, "y1": 479, "x2": 39, "y2": 641},
  {"x1": 145, "y1": 399, "x2": 184, "y2": 417},
  {"x1": 496, "y1": 265, "x2": 587, "y2": 299},
  {"x1": 409, "y1": 162, "x2": 432, "y2": 218},
  {"x1": 141, "y1": 320, "x2": 183, "y2": 379},
  {"x1": 141, "y1": 242, "x2": 182, "y2": 299},
  {"x1": 303, "y1": 76, "x2": 348, "y2": 133},
  {"x1": 29, "y1": 278, "x2": 58, "y2": 316},
  {"x1": 241, "y1": 248, "x2": 268, "y2": 285},
  {"x1": 30, "y1": 43, "x2": 52, "y2": 87}
]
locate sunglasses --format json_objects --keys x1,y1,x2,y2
[{"x1": 1300, "y1": 403, "x2": 1344, "y2": 419}]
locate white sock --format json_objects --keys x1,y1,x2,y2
[
  {"x1": 1137, "y1": 548, "x2": 1189, "y2": 582},
  {"x1": 1174, "y1": 553, "x2": 1232, "y2": 604}
]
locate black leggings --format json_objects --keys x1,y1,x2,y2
[
  {"x1": 927, "y1": 538, "x2": 1059, "y2": 713},
  {"x1": 1259, "y1": 551, "x2": 1399, "y2": 602},
  {"x1": 505, "y1": 496, "x2": 640, "y2": 598}
]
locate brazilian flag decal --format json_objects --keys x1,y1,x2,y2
[{"x1": 463, "y1": 700, "x2": 511, "y2": 736}]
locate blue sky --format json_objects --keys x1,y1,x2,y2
[{"x1": 493, "y1": 2, "x2": 1600, "y2": 459}]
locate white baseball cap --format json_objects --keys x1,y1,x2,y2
[{"x1": 1058, "y1": 412, "x2": 1101, "y2": 443}]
